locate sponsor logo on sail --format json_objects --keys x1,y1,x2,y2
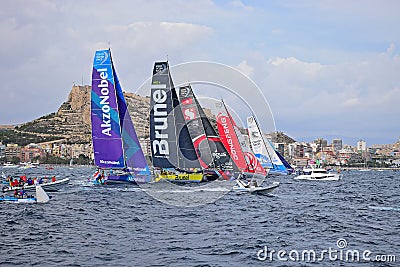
[
  {"x1": 181, "y1": 98, "x2": 193, "y2": 105},
  {"x1": 96, "y1": 67, "x2": 112, "y2": 137},
  {"x1": 183, "y1": 108, "x2": 196, "y2": 120},
  {"x1": 94, "y1": 50, "x2": 109, "y2": 65},
  {"x1": 244, "y1": 152, "x2": 256, "y2": 170},
  {"x1": 154, "y1": 63, "x2": 167, "y2": 74},
  {"x1": 152, "y1": 88, "x2": 169, "y2": 155},
  {"x1": 219, "y1": 115, "x2": 239, "y2": 160},
  {"x1": 179, "y1": 86, "x2": 190, "y2": 97},
  {"x1": 99, "y1": 159, "x2": 120, "y2": 165}
]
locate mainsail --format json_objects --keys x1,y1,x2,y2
[
  {"x1": 215, "y1": 101, "x2": 266, "y2": 176},
  {"x1": 179, "y1": 85, "x2": 239, "y2": 179},
  {"x1": 247, "y1": 116, "x2": 292, "y2": 175},
  {"x1": 149, "y1": 62, "x2": 201, "y2": 171},
  {"x1": 91, "y1": 49, "x2": 125, "y2": 169},
  {"x1": 91, "y1": 49, "x2": 150, "y2": 182}
]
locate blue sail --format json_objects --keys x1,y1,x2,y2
[
  {"x1": 112, "y1": 53, "x2": 151, "y2": 182},
  {"x1": 276, "y1": 150, "x2": 294, "y2": 174},
  {"x1": 247, "y1": 116, "x2": 293, "y2": 175},
  {"x1": 91, "y1": 49, "x2": 125, "y2": 169}
]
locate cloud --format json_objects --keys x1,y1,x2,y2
[
  {"x1": 230, "y1": 0, "x2": 254, "y2": 11},
  {"x1": 236, "y1": 60, "x2": 254, "y2": 77},
  {"x1": 343, "y1": 98, "x2": 360, "y2": 107},
  {"x1": 0, "y1": 1, "x2": 399, "y2": 145},
  {"x1": 105, "y1": 21, "x2": 213, "y2": 52},
  {"x1": 237, "y1": 44, "x2": 400, "y2": 143}
]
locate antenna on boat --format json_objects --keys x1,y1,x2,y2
[{"x1": 166, "y1": 54, "x2": 169, "y2": 62}]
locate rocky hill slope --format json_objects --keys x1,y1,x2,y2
[{"x1": 14, "y1": 85, "x2": 150, "y2": 144}]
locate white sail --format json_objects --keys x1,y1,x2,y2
[
  {"x1": 36, "y1": 185, "x2": 50, "y2": 203},
  {"x1": 247, "y1": 116, "x2": 285, "y2": 169}
]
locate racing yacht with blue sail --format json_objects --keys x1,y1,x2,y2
[
  {"x1": 91, "y1": 49, "x2": 151, "y2": 184},
  {"x1": 247, "y1": 116, "x2": 293, "y2": 175}
]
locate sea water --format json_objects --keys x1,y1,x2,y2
[{"x1": 0, "y1": 166, "x2": 398, "y2": 266}]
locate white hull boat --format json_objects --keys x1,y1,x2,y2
[
  {"x1": 233, "y1": 180, "x2": 280, "y2": 195},
  {"x1": 0, "y1": 185, "x2": 50, "y2": 204},
  {"x1": 294, "y1": 167, "x2": 341, "y2": 181},
  {"x1": 2, "y1": 163, "x2": 19, "y2": 169},
  {"x1": 2, "y1": 178, "x2": 69, "y2": 193}
]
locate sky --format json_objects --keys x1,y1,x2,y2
[{"x1": 1, "y1": 0, "x2": 399, "y2": 146}]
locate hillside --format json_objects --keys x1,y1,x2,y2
[{"x1": 10, "y1": 85, "x2": 150, "y2": 144}]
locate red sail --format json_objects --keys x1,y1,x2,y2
[
  {"x1": 216, "y1": 112, "x2": 248, "y2": 172},
  {"x1": 216, "y1": 103, "x2": 266, "y2": 176}
]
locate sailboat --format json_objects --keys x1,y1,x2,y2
[
  {"x1": 247, "y1": 116, "x2": 293, "y2": 175},
  {"x1": 178, "y1": 85, "x2": 240, "y2": 180},
  {"x1": 215, "y1": 100, "x2": 266, "y2": 178},
  {"x1": 358, "y1": 154, "x2": 370, "y2": 171},
  {"x1": 149, "y1": 62, "x2": 203, "y2": 182},
  {"x1": 215, "y1": 100, "x2": 280, "y2": 193},
  {"x1": 0, "y1": 185, "x2": 50, "y2": 204},
  {"x1": 90, "y1": 49, "x2": 151, "y2": 184}
]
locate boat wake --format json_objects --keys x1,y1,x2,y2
[{"x1": 368, "y1": 206, "x2": 400, "y2": 211}]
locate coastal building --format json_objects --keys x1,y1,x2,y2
[
  {"x1": 312, "y1": 138, "x2": 328, "y2": 152},
  {"x1": 275, "y1": 143, "x2": 285, "y2": 156},
  {"x1": 5, "y1": 144, "x2": 20, "y2": 160},
  {"x1": 0, "y1": 142, "x2": 5, "y2": 158},
  {"x1": 20, "y1": 145, "x2": 45, "y2": 163},
  {"x1": 70, "y1": 143, "x2": 92, "y2": 159},
  {"x1": 357, "y1": 140, "x2": 367, "y2": 151},
  {"x1": 332, "y1": 138, "x2": 343, "y2": 151}
]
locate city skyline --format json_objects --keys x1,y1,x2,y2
[{"x1": 1, "y1": 1, "x2": 399, "y2": 145}]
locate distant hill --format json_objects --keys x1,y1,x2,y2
[
  {"x1": 4, "y1": 85, "x2": 150, "y2": 145},
  {"x1": 269, "y1": 131, "x2": 296, "y2": 144}
]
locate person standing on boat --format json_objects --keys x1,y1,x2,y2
[
  {"x1": 253, "y1": 180, "x2": 258, "y2": 187},
  {"x1": 20, "y1": 175, "x2": 27, "y2": 183},
  {"x1": 12, "y1": 179, "x2": 19, "y2": 187},
  {"x1": 51, "y1": 176, "x2": 56, "y2": 182},
  {"x1": 99, "y1": 171, "x2": 105, "y2": 184},
  {"x1": 19, "y1": 188, "x2": 26, "y2": 198}
]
